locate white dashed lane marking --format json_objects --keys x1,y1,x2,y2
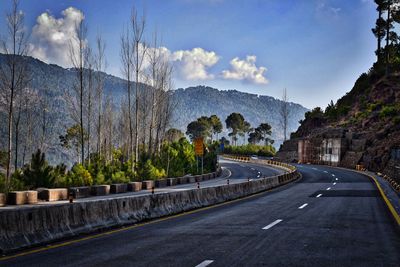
[
  {"x1": 262, "y1": 219, "x2": 283, "y2": 230},
  {"x1": 316, "y1": 194, "x2": 322, "y2": 198},
  {"x1": 298, "y1": 203, "x2": 308, "y2": 209},
  {"x1": 195, "y1": 260, "x2": 214, "y2": 267},
  {"x1": 327, "y1": 187, "x2": 331, "y2": 190}
]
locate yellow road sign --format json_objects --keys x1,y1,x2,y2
[{"x1": 194, "y1": 138, "x2": 204, "y2": 156}]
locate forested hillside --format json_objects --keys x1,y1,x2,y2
[
  {"x1": 0, "y1": 54, "x2": 308, "y2": 165},
  {"x1": 173, "y1": 86, "x2": 308, "y2": 144}
]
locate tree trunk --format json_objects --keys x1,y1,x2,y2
[
  {"x1": 14, "y1": 107, "x2": 21, "y2": 169},
  {"x1": 378, "y1": 8, "x2": 382, "y2": 60},
  {"x1": 386, "y1": 3, "x2": 391, "y2": 74},
  {"x1": 134, "y1": 40, "x2": 140, "y2": 170},
  {"x1": 79, "y1": 39, "x2": 85, "y2": 165},
  {"x1": 87, "y1": 67, "x2": 92, "y2": 165},
  {"x1": 6, "y1": 56, "x2": 16, "y2": 190}
]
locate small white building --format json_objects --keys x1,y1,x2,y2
[{"x1": 320, "y1": 138, "x2": 345, "y2": 166}]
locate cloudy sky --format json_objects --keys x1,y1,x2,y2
[{"x1": 1, "y1": 0, "x2": 377, "y2": 109}]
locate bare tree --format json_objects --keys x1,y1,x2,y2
[
  {"x1": 154, "y1": 61, "x2": 174, "y2": 154},
  {"x1": 13, "y1": 87, "x2": 37, "y2": 168},
  {"x1": 146, "y1": 32, "x2": 162, "y2": 156},
  {"x1": 131, "y1": 8, "x2": 147, "y2": 167},
  {"x1": 69, "y1": 19, "x2": 87, "y2": 164},
  {"x1": 19, "y1": 88, "x2": 39, "y2": 166},
  {"x1": 0, "y1": 0, "x2": 29, "y2": 189},
  {"x1": 85, "y1": 47, "x2": 95, "y2": 165},
  {"x1": 280, "y1": 88, "x2": 290, "y2": 142},
  {"x1": 94, "y1": 34, "x2": 106, "y2": 157},
  {"x1": 103, "y1": 94, "x2": 115, "y2": 163},
  {"x1": 120, "y1": 26, "x2": 134, "y2": 160}
]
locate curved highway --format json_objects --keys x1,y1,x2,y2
[{"x1": 1, "y1": 162, "x2": 399, "y2": 267}]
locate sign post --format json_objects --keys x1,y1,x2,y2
[{"x1": 194, "y1": 137, "x2": 204, "y2": 175}]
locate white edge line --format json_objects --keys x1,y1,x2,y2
[
  {"x1": 195, "y1": 260, "x2": 214, "y2": 267},
  {"x1": 224, "y1": 167, "x2": 232, "y2": 179},
  {"x1": 298, "y1": 203, "x2": 308, "y2": 209},
  {"x1": 262, "y1": 219, "x2": 283, "y2": 230}
]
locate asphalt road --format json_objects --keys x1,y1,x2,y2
[{"x1": 1, "y1": 163, "x2": 399, "y2": 267}]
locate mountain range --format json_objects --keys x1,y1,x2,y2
[{"x1": 0, "y1": 54, "x2": 308, "y2": 164}]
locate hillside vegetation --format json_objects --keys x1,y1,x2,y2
[
  {"x1": 285, "y1": 0, "x2": 400, "y2": 183},
  {"x1": 0, "y1": 55, "x2": 308, "y2": 165}
]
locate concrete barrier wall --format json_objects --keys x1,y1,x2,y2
[
  {"x1": 39, "y1": 189, "x2": 68, "y2": 201},
  {"x1": 2, "y1": 170, "x2": 221, "y2": 207},
  {"x1": 0, "y1": 170, "x2": 298, "y2": 254}
]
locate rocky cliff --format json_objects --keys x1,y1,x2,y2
[{"x1": 277, "y1": 69, "x2": 400, "y2": 185}]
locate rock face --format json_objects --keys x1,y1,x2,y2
[
  {"x1": 279, "y1": 128, "x2": 369, "y2": 168},
  {"x1": 275, "y1": 138, "x2": 299, "y2": 162},
  {"x1": 0, "y1": 170, "x2": 299, "y2": 253},
  {"x1": 278, "y1": 72, "x2": 400, "y2": 185}
]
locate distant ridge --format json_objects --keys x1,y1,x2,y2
[
  {"x1": 0, "y1": 54, "x2": 308, "y2": 163},
  {"x1": 172, "y1": 85, "x2": 309, "y2": 145}
]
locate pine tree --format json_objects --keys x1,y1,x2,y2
[{"x1": 372, "y1": 0, "x2": 388, "y2": 61}]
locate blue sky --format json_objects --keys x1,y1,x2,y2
[{"x1": 1, "y1": 0, "x2": 377, "y2": 109}]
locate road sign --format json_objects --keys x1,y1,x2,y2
[
  {"x1": 220, "y1": 142, "x2": 225, "y2": 152},
  {"x1": 194, "y1": 138, "x2": 204, "y2": 156}
]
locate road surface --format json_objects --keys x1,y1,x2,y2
[{"x1": 1, "y1": 163, "x2": 399, "y2": 267}]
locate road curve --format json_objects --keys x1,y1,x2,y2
[{"x1": 1, "y1": 163, "x2": 399, "y2": 267}]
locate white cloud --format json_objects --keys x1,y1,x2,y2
[
  {"x1": 316, "y1": 1, "x2": 341, "y2": 17},
  {"x1": 221, "y1": 55, "x2": 268, "y2": 85},
  {"x1": 29, "y1": 7, "x2": 85, "y2": 67},
  {"x1": 170, "y1": 47, "x2": 219, "y2": 80}
]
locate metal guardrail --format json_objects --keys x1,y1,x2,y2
[
  {"x1": 222, "y1": 154, "x2": 296, "y2": 172},
  {"x1": 221, "y1": 154, "x2": 299, "y2": 184}
]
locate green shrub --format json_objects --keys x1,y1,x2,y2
[
  {"x1": 139, "y1": 159, "x2": 166, "y2": 180},
  {"x1": 0, "y1": 151, "x2": 7, "y2": 167},
  {"x1": 379, "y1": 105, "x2": 398, "y2": 118},
  {"x1": 6, "y1": 170, "x2": 26, "y2": 191},
  {"x1": 21, "y1": 149, "x2": 55, "y2": 189},
  {"x1": 367, "y1": 103, "x2": 379, "y2": 113},
  {"x1": 355, "y1": 110, "x2": 370, "y2": 121},
  {"x1": 111, "y1": 171, "x2": 130, "y2": 183},
  {"x1": 224, "y1": 144, "x2": 275, "y2": 157},
  {"x1": 0, "y1": 173, "x2": 6, "y2": 193},
  {"x1": 94, "y1": 171, "x2": 106, "y2": 185},
  {"x1": 66, "y1": 164, "x2": 93, "y2": 186},
  {"x1": 337, "y1": 105, "x2": 350, "y2": 117}
]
